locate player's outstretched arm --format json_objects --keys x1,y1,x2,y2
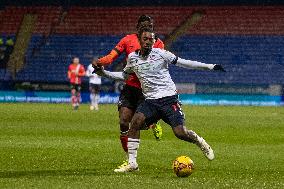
[
  {"x1": 103, "y1": 70, "x2": 127, "y2": 80},
  {"x1": 92, "y1": 50, "x2": 120, "y2": 66},
  {"x1": 175, "y1": 58, "x2": 225, "y2": 72},
  {"x1": 92, "y1": 65, "x2": 128, "y2": 81}
]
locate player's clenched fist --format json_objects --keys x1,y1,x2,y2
[{"x1": 92, "y1": 58, "x2": 104, "y2": 75}]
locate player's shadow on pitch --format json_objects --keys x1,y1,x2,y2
[{"x1": 0, "y1": 169, "x2": 103, "y2": 178}]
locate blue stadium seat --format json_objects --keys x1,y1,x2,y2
[{"x1": 16, "y1": 35, "x2": 284, "y2": 85}]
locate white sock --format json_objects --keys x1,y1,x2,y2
[
  {"x1": 94, "y1": 94, "x2": 99, "y2": 109},
  {"x1": 90, "y1": 93, "x2": 95, "y2": 106},
  {"x1": 187, "y1": 130, "x2": 201, "y2": 144},
  {"x1": 127, "y1": 138, "x2": 140, "y2": 167}
]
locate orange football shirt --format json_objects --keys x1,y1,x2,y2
[
  {"x1": 99, "y1": 34, "x2": 164, "y2": 88},
  {"x1": 115, "y1": 34, "x2": 164, "y2": 88}
]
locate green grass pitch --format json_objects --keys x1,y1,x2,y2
[{"x1": 0, "y1": 103, "x2": 283, "y2": 188}]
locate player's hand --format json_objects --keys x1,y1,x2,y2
[
  {"x1": 92, "y1": 64, "x2": 104, "y2": 76},
  {"x1": 213, "y1": 64, "x2": 226, "y2": 72},
  {"x1": 92, "y1": 65, "x2": 103, "y2": 73},
  {"x1": 92, "y1": 58, "x2": 102, "y2": 73}
]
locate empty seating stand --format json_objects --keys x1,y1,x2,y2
[
  {"x1": 0, "y1": 6, "x2": 61, "y2": 35},
  {"x1": 0, "y1": 6, "x2": 283, "y2": 85}
]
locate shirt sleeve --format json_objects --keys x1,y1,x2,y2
[
  {"x1": 97, "y1": 36, "x2": 127, "y2": 65},
  {"x1": 160, "y1": 49, "x2": 178, "y2": 65},
  {"x1": 114, "y1": 36, "x2": 127, "y2": 55},
  {"x1": 102, "y1": 70, "x2": 126, "y2": 80},
  {"x1": 175, "y1": 58, "x2": 215, "y2": 70}
]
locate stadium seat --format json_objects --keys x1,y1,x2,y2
[{"x1": 1, "y1": 6, "x2": 283, "y2": 85}]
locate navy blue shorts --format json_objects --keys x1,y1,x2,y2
[
  {"x1": 136, "y1": 95, "x2": 185, "y2": 128},
  {"x1": 118, "y1": 85, "x2": 145, "y2": 111}
]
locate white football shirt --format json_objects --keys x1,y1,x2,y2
[
  {"x1": 86, "y1": 64, "x2": 102, "y2": 85},
  {"x1": 124, "y1": 48, "x2": 178, "y2": 99}
]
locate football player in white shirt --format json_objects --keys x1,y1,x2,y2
[
  {"x1": 86, "y1": 64, "x2": 102, "y2": 110},
  {"x1": 94, "y1": 29, "x2": 225, "y2": 172}
]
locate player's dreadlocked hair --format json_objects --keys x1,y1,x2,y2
[
  {"x1": 136, "y1": 15, "x2": 153, "y2": 28},
  {"x1": 137, "y1": 15, "x2": 153, "y2": 24}
]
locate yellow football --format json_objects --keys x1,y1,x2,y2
[{"x1": 172, "y1": 155, "x2": 194, "y2": 177}]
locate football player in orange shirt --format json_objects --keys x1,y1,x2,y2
[
  {"x1": 68, "y1": 57, "x2": 86, "y2": 110},
  {"x1": 93, "y1": 15, "x2": 164, "y2": 169}
]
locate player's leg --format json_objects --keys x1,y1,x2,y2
[
  {"x1": 115, "y1": 100, "x2": 158, "y2": 173},
  {"x1": 113, "y1": 106, "x2": 135, "y2": 170},
  {"x1": 135, "y1": 88, "x2": 162, "y2": 140},
  {"x1": 89, "y1": 84, "x2": 95, "y2": 110},
  {"x1": 114, "y1": 111, "x2": 144, "y2": 173},
  {"x1": 126, "y1": 112, "x2": 145, "y2": 167},
  {"x1": 172, "y1": 125, "x2": 214, "y2": 160},
  {"x1": 89, "y1": 84, "x2": 99, "y2": 110},
  {"x1": 115, "y1": 85, "x2": 136, "y2": 168},
  {"x1": 119, "y1": 106, "x2": 135, "y2": 154},
  {"x1": 70, "y1": 84, "x2": 78, "y2": 110},
  {"x1": 161, "y1": 96, "x2": 214, "y2": 160},
  {"x1": 94, "y1": 85, "x2": 100, "y2": 110},
  {"x1": 75, "y1": 85, "x2": 81, "y2": 108}
]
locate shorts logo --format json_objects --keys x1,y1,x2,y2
[
  {"x1": 176, "y1": 102, "x2": 181, "y2": 109},
  {"x1": 172, "y1": 104, "x2": 178, "y2": 111},
  {"x1": 172, "y1": 103, "x2": 182, "y2": 112}
]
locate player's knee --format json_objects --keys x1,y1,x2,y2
[
  {"x1": 173, "y1": 126, "x2": 187, "y2": 140},
  {"x1": 131, "y1": 113, "x2": 145, "y2": 130},
  {"x1": 120, "y1": 113, "x2": 133, "y2": 132},
  {"x1": 119, "y1": 118, "x2": 130, "y2": 132},
  {"x1": 119, "y1": 107, "x2": 134, "y2": 132}
]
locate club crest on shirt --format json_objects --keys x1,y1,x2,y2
[{"x1": 149, "y1": 54, "x2": 163, "y2": 61}]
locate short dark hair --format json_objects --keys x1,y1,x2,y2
[{"x1": 137, "y1": 15, "x2": 153, "y2": 25}]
